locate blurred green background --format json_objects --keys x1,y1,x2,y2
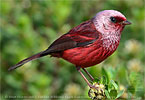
[{"x1": 0, "y1": 0, "x2": 144, "y2": 99}]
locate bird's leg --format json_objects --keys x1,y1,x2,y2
[
  {"x1": 76, "y1": 67, "x2": 92, "y2": 88},
  {"x1": 82, "y1": 68, "x2": 94, "y2": 81}
]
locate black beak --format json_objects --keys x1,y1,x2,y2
[{"x1": 121, "y1": 20, "x2": 131, "y2": 25}]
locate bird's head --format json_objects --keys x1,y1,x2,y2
[{"x1": 93, "y1": 10, "x2": 131, "y2": 35}]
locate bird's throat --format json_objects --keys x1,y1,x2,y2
[{"x1": 101, "y1": 33, "x2": 121, "y2": 51}]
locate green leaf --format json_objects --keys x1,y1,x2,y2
[
  {"x1": 127, "y1": 85, "x2": 135, "y2": 94},
  {"x1": 129, "y1": 72, "x2": 138, "y2": 87},
  {"x1": 102, "y1": 67, "x2": 109, "y2": 84},
  {"x1": 100, "y1": 76, "x2": 107, "y2": 85},
  {"x1": 108, "y1": 83, "x2": 113, "y2": 92},
  {"x1": 105, "y1": 90, "x2": 111, "y2": 99},
  {"x1": 94, "y1": 77, "x2": 100, "y2": 83},
  {"x1": 109, "y1": 90, "x2": 117, "y2": 99},
  {"x1": 116, "y1": 90, "x2": 124, "y2": 99},
  {"x1": 110, "y1": 80, "x2": 118, "y2": 90}
]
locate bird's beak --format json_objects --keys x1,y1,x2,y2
[{"x1": 121, "y1": 20, "x2": 131, "y2": 25}]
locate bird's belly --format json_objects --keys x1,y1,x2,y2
[{"x1": 62, "y1": 46, "x2": 114, "y2": 68}]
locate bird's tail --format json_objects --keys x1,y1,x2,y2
[{"x1": 8, "y1": 50, "x2": 49, "y2": 71}]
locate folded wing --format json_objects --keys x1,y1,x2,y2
[{"x1": 44, "y1": 19, "x2": 100, "y2": 54}]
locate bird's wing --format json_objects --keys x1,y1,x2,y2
[{"x1": 43, "y1": 19, "x2": 100, "y2": 54}]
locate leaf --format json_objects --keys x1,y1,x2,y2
[
  {"x1": 105, "y1": 90, "x2": 111, "y2": 99},
  {"x1": 129, "y1": 72, "x2": 138, "y2": 87},
  {"x1": 108, "y1": 82, "x2": 113, "y2": 92},
  {"x1": 102, "y1": 67, "x2": 109, "y2": 84},
  {"x1": 109, "y1": 90, "x2": 117, "y2": 99},
  {"x1": 116, "y1": 90, "x2": 124, "y2": 99},
  {"x1": 127, "y1": 85, "x2": 135, "y2": 94},
  {"x1": 110, "y1": 80, "x2": 118, "y2": 90},
  {"x1": 100, "y1": 76, "x2": 107, "y2": 85},
  {"x1": 94, "y1": 77, "x2": 100, "y2": 83}
]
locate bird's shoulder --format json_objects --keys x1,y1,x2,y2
[{"x1": 67, "y1": 18, "x2": 100, "y2": 41}]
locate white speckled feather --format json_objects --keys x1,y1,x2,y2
[{"x1": 93, "y1": 10, "x2": 126, "y2": 51}]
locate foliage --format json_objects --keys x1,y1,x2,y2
[{"x1": 0, "y1": 0, "x2": 144, "y2": 100}]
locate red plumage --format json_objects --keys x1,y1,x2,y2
[{"x1": 8, "y1": 10, "x2": 131, "y2": 73}]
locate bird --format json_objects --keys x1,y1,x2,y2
[{"x1": 8, "y1": 10, "x2": 131, "y2": 88}]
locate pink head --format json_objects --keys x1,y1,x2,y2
[
  {"x1": 93, "y1": 10, "x2": 131, "y2": 35},
  {"x1": 93, "y1": 10, "x2": 131, "y2": 51}
]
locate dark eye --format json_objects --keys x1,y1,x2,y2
[{"x1": 110, "y1": 17, "x2": 117, "y2": 23}]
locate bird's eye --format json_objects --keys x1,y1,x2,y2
[{"x1": 110, "y1": 17, "x2": 117, "y2": 23}]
